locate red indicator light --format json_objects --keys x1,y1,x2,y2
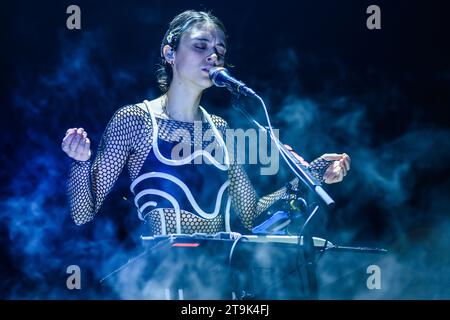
[{"x1": 171, "y1": 243, "x2": 200, "y2": 247}]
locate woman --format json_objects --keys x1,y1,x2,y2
[{"x1": 61, "y1": 10, "x2": 350, "y2": 236}]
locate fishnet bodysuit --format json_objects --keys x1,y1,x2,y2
[{"x1": 68, "y1": 104, "x2": 330, "y2": 233}]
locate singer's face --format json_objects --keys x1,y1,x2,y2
[{"x1": 172, "y1": 22, "x2": 227, "y2": 90}]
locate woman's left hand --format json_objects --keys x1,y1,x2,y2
[{"x1": 320, "y1": 153, "x2": 351, "y2": 184}]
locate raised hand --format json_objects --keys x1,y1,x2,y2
[
  {"x1": 320, "y1": 153, "x2": 351, "y2": 184},
  {"x1": 61, "y1": 128, "x2": 91, "y2": 161}
]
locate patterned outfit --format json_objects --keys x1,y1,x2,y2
[{"x1": 67, "y1": 102, "x2": 332, "y2": 234}]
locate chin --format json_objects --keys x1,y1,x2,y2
[
  {"x1": 204, "y1": 82, "x2": 214, "y2": 89},
  {"x1": 197, "y1": 78, "x2": 214, "y2": 90}
]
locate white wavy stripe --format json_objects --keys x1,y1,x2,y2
[
  {"x1": 138, "y1": 205, "x2": 167, "y2": 235},
  {"x1": 224, "y1": 197, "x2": 231, "y2": 232},
  {"x1": 158, "y1": 209, "x2": 167, "y2": 235},
  {"x1": 198, "y1": 105, "x2": 230, "y2": 167},
  {"x1": 131, "y1": 171, "x2": 229, "y2": 220},
  {"x1": 143, "y1": 100, "x2": 229, "y2": 170},
  {"x1": 134, "y1": 189, "x2": 181, "y2": 233},
  {"x1": 138, "y1": 201, "x2": 157, "y2": 221},
  {"x1": 142, "y1": 208, "x2": 168, "y2": 235},
  {"x1": 138, "y1": 202, "x2": 169, "y2": 236}
]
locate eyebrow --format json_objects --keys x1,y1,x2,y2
[{"x1": 192, "y1": 37, "x2": 227, "y2": 49}]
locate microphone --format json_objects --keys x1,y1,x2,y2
[{"x1": 209, "y1": 67, "x2": 256, "y2": 97}]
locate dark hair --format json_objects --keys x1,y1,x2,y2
[{"x1": 156, "y1": 10, "x2": 228, "y2": 93}]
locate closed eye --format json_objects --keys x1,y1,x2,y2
[
  {"x1": 194, "y1": 44, "x2": 207, "y2": 50},
  {"x1": 193, "y1": 42, "x2": 226, "y2": 61}
]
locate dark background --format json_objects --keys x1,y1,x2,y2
[{"x1": 0, "y1": 0, "x2": 449, "y2": 299}]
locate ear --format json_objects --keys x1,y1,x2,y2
[{"x1": 162, "y1": 45, "x2": 175, "y2": 63}]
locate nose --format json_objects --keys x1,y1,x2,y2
[{"x1": 206, "y1": 53, "x2": 218, "y2": 65}]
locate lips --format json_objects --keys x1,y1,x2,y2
[{"x1": 201, "y1": 65, "x2": 216, "y2": 73}]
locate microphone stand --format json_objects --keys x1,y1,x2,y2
[
  {"x1": 231, "y1": 94, "x2": 334, "y2": 299},
  {"x1": 208, "y1": 67, "x2": 333, "y2": 207},
  {"x1": 231, "y1": 98, "x2": 335, "y2": 209}
]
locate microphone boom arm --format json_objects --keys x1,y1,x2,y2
[
  {"x1": 208, "y1": 67, "x2": 335, "y2": 208},
  {"x1": 232, "y1": 100, "x2": 335, "y2": 209}
]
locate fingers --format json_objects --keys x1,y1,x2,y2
[
  {"x1": 69, "y1": 128, "x2": 83, "y2": 153},
  {"x1": 342, "y1": 153, "x2": 351, "y2": 171},
  {"x1": 284, "y1": 144, "x2": 309, "y2": 166},
  {"x1": 321, "y1": 152, "x2": 352, "y2": 184},
  {"x1": 323, "y1": 163, "x2": 336, "y2": 183},
  {"x1": 62, "y1": 129, "x2": 76, "y2": 153},
  {"x1": 321, "y1": 153, "x2": 350, "y2": 163},
  {"x1": 339, "y1": 159, "x2": 347, "y2": 176},
  {"x1": 337, "y1": 164, "x2": 344, "y2": 182},
  {"x1": 333, "y1": 161, "x2": 344, "y2": 182},
  {"x1": 322, "y1": 153, "x2": 351, "y2": 171},
  {"x1": 323, "y1": 171, "x2": 333, "y2": 184},
  {"x1": 324, "y1": 161, "x2": 345, "y2": 184},
  {"x1": 75, "y1": 134, "x2": 87, "y2": 155},
  {"x1": 69, "y1": 128, "x2": 83, "y2": 152},
  {"x1": 80, "y1": 137, "x2": 91, "y2": 159},
  {"x1": 320, "y1": 153, "x2": 343, "y2": 161},
  {"x1": 61, "y1": 127, "x2": 91, "y2": 161}
]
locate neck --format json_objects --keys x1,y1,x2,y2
[{"x1": 164, "y1": 81, "x2": 203, "y2": 122}]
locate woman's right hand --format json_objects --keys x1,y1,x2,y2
[{"x1": 62, "y1": 128, "x2": 91, "y2": 161}]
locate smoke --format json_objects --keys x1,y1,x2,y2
[
  {"x1": 2, "y1": 2, "x2": 450, "y2": 300},
  {"x1": 229, "y1": 48, "x2": 450, "y2": 299},
  {"x1": 0, "y1": 27, "x2": 150, "y2": 299}
]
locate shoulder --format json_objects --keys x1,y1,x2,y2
[
  {"x1": 135, "y1": 98, "x2": 165, "y2": 116},
  {"x1": 209, "y1": 114, "x2": 229, "y2": 131},
  {"x1": 110, "y1": 103, "x2": 140, "y2": 117},
  {"x1": 111, "y1": 103, "x2": 151, "y2": 121},
  {"x1": 105, "y1": 104, "x2": 152, "y2": 131}
]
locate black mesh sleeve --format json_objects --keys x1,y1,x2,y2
[
  {"x1": 67, "y1": 105, "x2": 147, "y2": 225},
  {"x1": 211, "y1": 115, "x2": 334, "y2": 231},
  {"x1": 308, "y1": 157, "x2": 334, "y2": 182},
  {"x1": 211, "y1": 115, "x2": 299, "y2": 231},
  {"x1": 228, "y1": 161, "x2": 297, "y2": 230}
]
